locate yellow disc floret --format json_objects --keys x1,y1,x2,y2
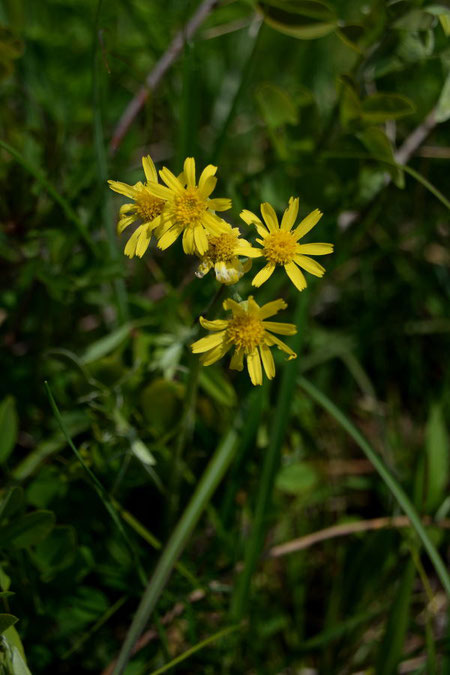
[
  {"x1": 206, "y1": 231, "x2": 239, "y2": 263},
  {"x1": 226, "y1": 314, "x2": 265, "y2": 353},
  {"x1": 263, "y1": 231, "x2": 297, "y2": 265},
  {"x1": 173, "y1": 188, "x2": 207, "y2": 228},
  {"x1": 135, "y1": 191, "x2": 165, "y2": 222}
]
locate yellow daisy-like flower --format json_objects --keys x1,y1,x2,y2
[
  {"x1": 146, "y1": 157, "x2": 231, "y2": 256},
  {"x1": 108, "y1": 155, "x2": 168, "y2": 259},
  {"x1": 195, "y1": 224, "x2": 261, "y2": 285},
  {"x1": 241, "y1": 198, "x2": 334, "y2": 292},
  {"x1": 191, "y1": 296, "x2": 297, "y2": 386}
]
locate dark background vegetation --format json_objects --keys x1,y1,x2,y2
[{"x1": 0, "y1": 0, "x2": 449, "y2": 672}]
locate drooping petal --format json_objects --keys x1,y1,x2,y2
[
  {"x1": 196, "y1": 259, "x2": 212, "y2": 279},
  {"x1": 259, "y1": 343, "x2": 275, "y2": 379},
  {"x1": 108, "y1": 180, "x2": 137, "y2": 199},
  {"x1": 262, "y1": 321, "x2": 297, "y2": 335},
  {"x1": 280, "y1": 197, "x2": 299, "y2": 231},
  {"x1": 136, "y1": 226, "x2": 152, "y2": 258},
  {"x1": 214, "y1": 261, "x2": 240, "y2": 285},
  {"x1": 208, "y1": 198, "x2": 232, "y2": 211},
  {"x1": 184, "y1": 157, "x2": 196, "y2": 187},
  {"x1": 159, "y1": 167, "x2": 185, "y2": 194},
  {"x1": 198, "y1": 164, "x2": 217, "y2": 192},
  {"x1": 117, "y1": 214, "x2": 137, "y2": 234},
  {"x1": 297, "y1": 242, "x2": 333, "y2": 255},
  {"x1": 292, "y1": 208, "x2": 323, "y2": 241},
  {"x1": 284, "y1": 262, "x2": 307, "y2": 291},
  {"x1": 294, "y1": 254, "x2": 326, "y2": 277},
  {"x1": 157, "y1": 225, "x2": 183, "y2": 250},
  {"x1": 124, "y1": 227, "x2": 141, "y2": 258},
  {"x1": 258, "y1": 299, "x2": 287, "y2": 319},
  {"x1": 191, "y1": 330, "x2": 227, "y2": 353},
  {"x1": 252, "y1": 263, "x2": 275, "y2": 287},
  {"x1": 230, "y1": 348, "x2": 244, "y2": 371},
  {"x1": 260, "y1": 202, "x2": 279, "y2": 233},
  {"x1": 200, "y1": 340, "x2": 232, "y2": 366},
  {"x1": 199, "y1": 317, "x2": 229, "y2": 331},
  {"x1": 119, "y1": 203, "x2": 136, "y2": 215},
  {"x1": 193, "y1": 226, "x2": 209, "y2": 255},
  {"x1": 142, "y1": 155, "x2": 157, "y2": 183},
  {"x1": 264, "y1": 332, "x2": 297, "y2": 360},
  {"x1": 247, "y1": 349, "x2": 263, "y2": 385},
  {"x1": 183, "y1": 227, "x2": 195, "y2": 254}
]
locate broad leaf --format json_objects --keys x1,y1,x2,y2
[
  {"x1": 361, "y1": 93, "x2": 415, "y2": 123},
  {"x1": 257, "y1": 0, "x2": 337, "y2": 40},
  {"x1": 0, "y1": 510, "x2": 55, "y2": 549}
]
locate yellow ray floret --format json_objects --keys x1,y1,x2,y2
[
  {"x1": 241, "y1": 198, "x2": 334, "y2": 292},
  {"x1": 146, "y1": 157, "x2": 231, "y2": 256},
  {"x1": 108, "y1": 155, "x2": 168, "y2": 258},
  {"x1": 195, "y1": 223, "x2": 261, "y2": 285},
  {"x1": 191, "y1": 296, "x2": 297, "y2": 386}
]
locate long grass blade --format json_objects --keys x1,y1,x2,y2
[{"x1": 298, "y1": 376, "x2": 450, "y2": 596}]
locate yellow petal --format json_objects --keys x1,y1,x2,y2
[
  {"x1": 262, "y1": 321, "x2": 297, "y2": 335},
  {"x1": 159, "y1": 167, "x2": 184, "y2": 194},
  {"x1": 198, "y1": 164, "x2": 217, "y2": 192},
  {"x1": 196, "y1": 260, "x2": 212, "y2": 279},
  {"x1": 136, "y1": 227, "x2": 152, "y2": 258},
  {"x1": 108, "y1": 180, "x2": 137, "y2": 199},
  {"x1": 284, "y1": 262, "x2": 307, "y2": 291},
  {"x1": 235, "y1": 243, "x2": 262, "y2": 258},
  {"x1": 208, "y1": 198, "x2": 232, "y2": 211},
  {"x1": 264, "y1": 333, "x2": 297, "y2": 360},
  {"x1": 259, "y1": 343, "x2": 275, "y2": 379},
  {"x1": 281, "y1": 197, "x2": 299, "y2": 231},
  {"x1": 199, "y1": 317, "x2": 229, "y2": 331},
  {"x1": 119, "y1": 203, "x2": 136, "y2": 215},
  {"x1": 117, "y1": 214, "x2": 137, "y2": 234},
  {"x1": 260, "y1": 202, "x2": 279, "y2": 233},
  {"x1": 223, "y1": 298, "x2": 245, "y2": 315},
  {"x1": 193, "y1": 226, "x2": 208, "y2": 255},
  {"x1": 294, "y1": 254, "x2": 326, "y2": 277},
  {"x1": 240, "y1": 210, "x2": 268, "y2": 239},
  {"x1": 258, "y1": 299, "x2": 287, "y2": 319},
  {"x1": 214, "y1": 261, "x2": 240, "y2": 285},
  {"x1": 292, "y1": 208, "x2": 323, "y2": 241},
  {"x1": 203, "y1": 212, "x2": 228, "y2": 235},
  {"x1": 157, "y1": 225, "x2": 183, "y2": 250},
  {"x1": 199, "y1": 175, "x2": 217, "y2": 199},
  {"x1": 184, "y1": 157, "x2": 196, "y2": 187},
  {"x1": 200, "y1": 340, "x2": 231, "y2": 366},
  {"x1": 247, "y1": 349, "x2": 263, "y2": 385},
  {"x1": 252, "y1": 263, "x2": 275, "y2": 287},
  {"x1": 247, "y1": 296, "x2": 260, "y2": 315},
  {"x1": 146, "y1": 182, "x2": 173, "y2": 200},
  {"x1": 297, "y1": 243, "x2": 334, "y2": 255},
  {"x1": 191, "y1": 331, "x2": 227, "y2": 353},
  {"x1": 183, "y1": 227, "x2": 195, "y2": 254},
  {"x1": 124, "y1": 228, "x2": 141, "y2": 258},
  {"x1": 142, "y1": 155, "x2": 157, "y2": 183},
  {"x1": 230, "y1": 348, "x2": 244, "y2": 371}
]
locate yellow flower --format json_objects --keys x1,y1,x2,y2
[
  {"x1": 195, "y1": 224, "x2": 261, "y2": 285},
  {"x1": 241, "y1": 198, "x2": 334, "y2": 292},
  {"x1": 191, "y1": 296, "x2": 297, "y2": 386},
  {"x1": 108, "y1": 155, "x2": 169, "y2": 258},
  {"x1": 146, "y1": 157, "x2": 231, "y2": 256}
]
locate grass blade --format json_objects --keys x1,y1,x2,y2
[
  {"x1": 112, "y1": 426, "x2": 239, "y2": 675},
  {"x1": 298, "y1": 376, "x2": 450, "y2": 596}
]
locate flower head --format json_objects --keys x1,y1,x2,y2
[
  {"x1": 191, "y1": 296, "x2": 297, "y2": 385},
  {"x1": 241, "y1": 199, "x2": 334, "y2": 291},
  {"x1": 108, "y1": 155, "x2": 167, "y2": 258},
  {"x1": 195, "y1": 224, "x2": 261, "y2": 285},
  {"x1": 146, "y1": 157, "x2": 231, "y2": 256}
]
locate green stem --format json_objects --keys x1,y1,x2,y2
[
  {"x1": 298, "y1": 376, "x2": 450, "y2": 596},
  {"x1": 111, "y1": 427, "x2": 239, "y2": 675},
  {"x1": 0, "y1": 139, "x2": 96, "y2": 255},
  {"x1": 230, "y1": 291, "x2": 309, "y2": 622}
]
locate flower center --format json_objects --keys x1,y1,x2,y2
[
  {"x1": 263, "y1": 231, "x2": 297, "y2": 265},
  {"x1": 135, "y1": 190, "x2": 165, "y2": 223},
  {"x1": 206, "y1": 232, "x2": 238, "y2": 263},
  {"x1": 173, "y1": 187, "x2": 206, "y2": 228},
  {"x1": 227, "y1": 314, "x2": 265, "y2": 353}
]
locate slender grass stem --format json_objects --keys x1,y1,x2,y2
[
  {"x1": 298, "y1": 376, "x2": 450, "y2": 596},
  {"x1": 0, "y1": 139, "x2": 96, "y2": 255},
  {"x1": 111, "y1": 427, "x2": 239, "y2": 675},
  {"x1": 230, "y1": 291, "x2": 309, "y2": 622}
]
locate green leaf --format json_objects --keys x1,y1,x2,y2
[
  {"x1": 255, "y1": 82, "x2": 299, "y2": 129},
  {"x1": 199, "y1": 368, "x2": 237, "y2": 408},
  {"x1": 275, "y1": 462, "x2": 319, "y2": 495},
  {"x1": 0, "y1": 488, "x2": 23, "y2": 524},
  {"x1": 0, "y1": 510, "x2": 55, "y2": 549},
  {"x1": 393, "y1": 9, "x2": 435, "y2": 31},
  {"x1": 435, "y1": 73, "x2": 450, "y2": 123},
  {"x1": 357, "y1": 126, "x2": 404, "y2": 188},
  {"x1": 257, "y1": 0, "x2": 337, "y2": 40},
  {"x1": 0, "y1": 396, "x2": 18, "y2": 463},
  {"x1": 338, "y1": 75, "x2": 361, "y2": 128},
  {"x1": 425, "y1": 404, "x2": 448, "y2": 512},
  {"x1": 0, "y1": 614, "x2": 18, "y2": 635},
  {"x1": 33, "y1": 526, "x2": 77, "y2": 579},
  {"x1": 361, "y1": 93, "x2": 415, "y2": 123},
  {"x1": 335, "y1": 24, "x2": 365, "y2": 54},
  {"x1": 439, "y1": 14, "x2": 450, "y2": 35},
  {"x1": 79, "y1": 324, "x2": 131, "y2": 365}
]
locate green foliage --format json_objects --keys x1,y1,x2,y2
[{"x1": 1, "y1": 0, "x2": 449, "y2": 672}]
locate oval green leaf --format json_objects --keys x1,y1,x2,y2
[
  {"x1": 257, "y1": 0, "x2": 338, "y2": 40},
  {"x1": 361, "y1": 93, "x2": 416, "y2": 123}
]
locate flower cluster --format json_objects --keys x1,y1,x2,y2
[{"x1": 109, "y1": 156, "x2": 333, "y2": 385}]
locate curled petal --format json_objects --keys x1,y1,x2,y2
[
  {"x1": 117, "y1": 214, "x2": 137, "y2": 234},
  {"x1": 199, "y1": 317, "x2": 229, "y2": 331},
  {"x1": 264, "y1": 332, "x2": 297, "y2": 360}
]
